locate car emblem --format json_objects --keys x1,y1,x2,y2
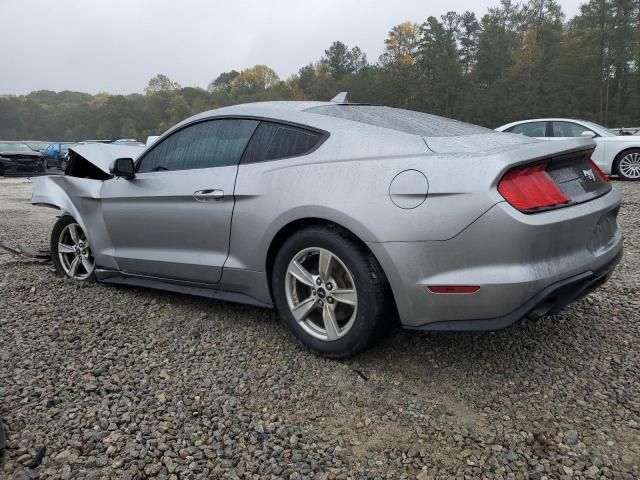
[{"x1": 582, "y1": 169, "x2": 596, "y2": 182}]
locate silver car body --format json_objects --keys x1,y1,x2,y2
[{"x1": 32, "y1": 102, "x2": 623, "y2": 330}]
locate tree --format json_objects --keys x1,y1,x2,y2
[
  {"x1": 458, "y1": 12, "x2": 481, "y2": 75},
  {"x1": 417, "y1": 16, "x2": 463, "y2": 115},
  {"x1": 322, "y1": 41, "x2": 368, "y2": 79},
  {"x1": 144, "y1": 74, "x2": 182, "y2": 95},
  {"x1": 207, "y1": 70, "x2": 240, "y2": 93},
  {"x1": 380, "y1": 22, "x2": 421, "y2": 66},
  {"x1": 230, "y1": 65, "x2": 280, "y2": 97}
]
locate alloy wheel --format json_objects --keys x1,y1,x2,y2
[
  {"x1": 57, "y1": 223, "x2": 95, "y2": 280},
  {"x1": 285, "y1": 247, "x2": 357, "y2": 341},
  {"x1": 619, "y1": 152, "x2": 640, "y2": 179}
]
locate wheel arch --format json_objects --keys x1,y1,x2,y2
[
  {"x1": 613, "y1": 147, "x2": 640, "y2": 174},
  {"x1": 264, "y1": 217, "x2": 398, "y2": 317}
]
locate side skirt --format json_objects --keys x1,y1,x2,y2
[{"x1": 95, "y1": 268, "x2": 273, "y2": 309}]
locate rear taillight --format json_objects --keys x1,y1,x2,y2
[
  {"x1": 588, "y1": 158, "x2": 609, "y2": 182},
  {"x1": 498, "y1": 163, "x2": 570, "y2": 212}
]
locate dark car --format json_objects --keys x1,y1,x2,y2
[{"x1": 0, "y1": 141, "x2": 46, "y2": 175}]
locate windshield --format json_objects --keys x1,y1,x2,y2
[
  {"x1": 25, "y1": 142, "x2": 50, "y2": 150},
  {"x1": 0, "y1": 142, "x2": 33, "y2": 153},
  {"x1": 582, "y1": 121, "x2": 615, "y2": 137}
]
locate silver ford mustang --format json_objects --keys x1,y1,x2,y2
[{"x1": 32, "y1": 97, "x2": 623, "y2": 358}]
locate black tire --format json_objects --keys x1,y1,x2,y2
[
  {"x1": 38, "y1": 160, "x2": 46, "y2": 173},
  {"x1": 614, "y1": 148, "x2": 640, "y2": 181},
  {"x1": 50, "y1": 215, "x2": 96, "y2": 282},
  {"x1": 271, "y1": 225, "x2": 391, "y2": 359}
]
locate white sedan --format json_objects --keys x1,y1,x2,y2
[{"x1": 496, "y1": 118, "x2": 640, "y2": 180}]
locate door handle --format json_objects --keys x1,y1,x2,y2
[{"x1": 193, "y1": 189, "x2": 224, "y2": 202}]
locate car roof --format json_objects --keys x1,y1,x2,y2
[
  {"x1": 172, "y1": 101, "x2": 493, "y2": 140},
  {"x1": 188, "y1": 101, "x2": 335, "y2": 123},
  {"x1": 498, "y1": 118, "x2": 592, "y2": 129}
]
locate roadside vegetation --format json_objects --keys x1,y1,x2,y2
[{"x1": 0, "y1": 0, "x2": 638, "y2": 140}]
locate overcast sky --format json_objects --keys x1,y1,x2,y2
[{"x1": 1, "y1": 0, "x2": 584, "y2": 95}]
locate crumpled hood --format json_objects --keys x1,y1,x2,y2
[{"x1": 70, "y1": 144, "x2": 146, "y2": 173}]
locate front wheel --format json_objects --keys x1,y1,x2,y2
[
  {"x1": 615, "y1": 149, "x2": 640, "y2": 181},
  {"x1": 271, "y1": 226, "x2": 390, "y2": 359},
  {"x1": 50, "y1": 216, "x2": 96, "y2": 281}
]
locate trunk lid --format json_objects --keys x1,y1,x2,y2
[{"x1": 546, "y1": 150, "x2": 611, "y2": 205}]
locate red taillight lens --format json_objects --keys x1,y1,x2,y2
[
  {"x1": 588, "y1": 158, "x2": 609, "y2": 182},
  {"x1": 498, "y1": 164, "x2": 570, "y2": 212}
]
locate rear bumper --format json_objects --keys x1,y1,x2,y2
[
  {"x1": 368, "y1": 187, "x2": 623, "y2": 330},
  {"x1": 406, "y1": 249, "x2": 621, "y2": 331}
]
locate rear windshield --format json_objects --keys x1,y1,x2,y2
[{"x1": 305, "y1": 105, "x2": 491, "y2": 137}]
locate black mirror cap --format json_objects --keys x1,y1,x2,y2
[{"x1": 111, "y1": 157, "x2": 135, "y2": 179}]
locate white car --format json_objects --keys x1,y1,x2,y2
[{"x1": 496, "y1": 118, "x2": 640, "y2": 181}]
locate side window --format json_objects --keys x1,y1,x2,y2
[
  {"x1": 552, "y1": 121, "x2": 590, "y2": 137},
  {"x1": 137, "y1": 119, "x2": 258, "y2": 173},
  {"x1": 508, "y1": 122, "x2": 547, "y2": 137},
  {"x1": 242, "y1": 122, "x2": 324, "y2": 163}
]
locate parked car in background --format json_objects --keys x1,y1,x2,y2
[
  {"x1": 496, "y1": 118, "x2": 640, "y2": 180},
  {"x1": 0, "y1": 141, "x2": 46, "y2": 175},
  {"x1": 610, "y1": 127, "x2": 639, "y2": 136},
  {"x1": 45, "y1": 142, "x2": 79, "y2": 168},
  {"x1": 32, "y1": 99, "x2": 622, "y2": 357}
]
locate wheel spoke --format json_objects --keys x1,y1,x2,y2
[
  {"x1": 287, "y1": 260, "x2": 315, "y2": 287},
  {"x1": 318, "y1": 249, "x2": 332, "y2": 279},
  {"x1": 69, "y1": 257, "x2": 81, "y2": 277},
  {"x1": 322, "y1": 304, "x2": 340, "y2": 341},
  {"x1": 81, "y1": 256, "x2": 93, "y2": 273},
  {"x1": 69, "y1": 224, "x2": 80, "y2": 244},
  {"x1": 58, "y1": 242, "x2": 75, "y2": 254},
  {"x1": 291, "y1": 296, "x2": 317, "y2": 322},
  {"x1": 331, "y1": 288, "x2": 356, "y2": 306}
]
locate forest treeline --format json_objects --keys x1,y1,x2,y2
[{"x1": 1, "y1": 0, "x2": 638, "y2": 141}]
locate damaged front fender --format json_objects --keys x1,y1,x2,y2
[
  {"x1": 31, "y1": 175, "x2": 119, "y2": 270},
  {"x1": 31, "y1": 143, "x2": 146, "y2": 270}
]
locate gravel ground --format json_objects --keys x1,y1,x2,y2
[{"x1": 0, "y1": 176, "x2": 638, "y2": 479}]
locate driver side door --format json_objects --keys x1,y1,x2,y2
[{"x1": 100, "y1": 118, "x2": 258, "y2": 284}]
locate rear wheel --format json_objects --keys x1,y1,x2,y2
[
  {"x1": 50, "y1": 216, "x2": 96, "y2": 281},
  {"x1": 615, "y1": 149, "x2": 640, "y2": 181},
  {"x1": 271, "y1": 226, "x2": 390, "y2": 358}
]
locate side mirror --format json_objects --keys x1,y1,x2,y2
[
  {"x1": 581, "y1": 130, "x2": 597, "y2": 138},
  {"x1": 111, "y1": 157, "x2": 135, "y2": 179}
]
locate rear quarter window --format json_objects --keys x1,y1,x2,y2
[{"x1": 242, "y1": 122, "x2": 324, "y2": 163}]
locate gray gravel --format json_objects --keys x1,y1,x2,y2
[{"x1": 1, "y1": 175, "x2": 639, "y2": 479}]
